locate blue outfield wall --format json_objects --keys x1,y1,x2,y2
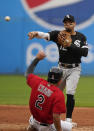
[{"x1": 0, "y1": 0, "x2": 94, "y2": 75}]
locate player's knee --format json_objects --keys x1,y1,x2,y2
[
  {"x1": 66, "y1": 88, "x2": 76, "y2": 95},
  {"x1": 27, "y1": 125, "x2": 37, "y2": 131},
  {"x1": 27, "y1": 125, "x2": 32, "y2": 131}
]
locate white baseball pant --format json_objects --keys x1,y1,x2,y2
[{"x1": 28, "y1": 116, "x2": 72, "y2": 131}]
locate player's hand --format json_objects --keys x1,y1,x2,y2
[
  {"x1": 28, "y1": 32, "x2": 38, "y2": 40},
  {"x1": 36, "y1": 51, "x2": 46, "y2": 60}
]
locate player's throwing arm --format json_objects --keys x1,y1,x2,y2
[{"x1": 28, "y1": 31, "x2": 50, "y2": 40}]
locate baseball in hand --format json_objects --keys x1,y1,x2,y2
[{"x1": 5, "y1": 16, "x2": 11, "y2": 21}]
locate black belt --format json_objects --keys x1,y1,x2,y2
[
  {"x1": 34, "y1": 118, "x2": 49, "y2": 126},
  {"x1": 59, "y1": 63, "x2": 79, "y2": 68},
  {"x1": 40, "y1": 123, "x2": 49, "y2": 126}
]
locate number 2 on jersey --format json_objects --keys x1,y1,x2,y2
[{"x1": 35, "y1": 94, "x2": 45, "y2": 110}]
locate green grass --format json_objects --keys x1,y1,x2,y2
[
  {"x1": 0, "y1": 75, "x2": 94, "y2": 107},
  {"x1": 0, "y1": 75, "x2": 30, "y2": 105},
  {"x1": 75, "y1": 76, "x2": 94, "y2": 107}
]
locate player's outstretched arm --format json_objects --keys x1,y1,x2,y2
[
  {"x1": 28, "y1": 31, "x2": 50, "y2": 40},
  {"x1": 53, "y1": 113, "x2": 63, "y2": 131},
  {"x1": 25, "y1": 51, "x2": 46, "y2": 78}
]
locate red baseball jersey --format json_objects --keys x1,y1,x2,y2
[{"x1": 27, "y1": 74, "x2": 66, "y2": 124}]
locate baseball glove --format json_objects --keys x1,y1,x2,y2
[{"x1": 57, "y1": 30, "x2": 72, "y2": 47}]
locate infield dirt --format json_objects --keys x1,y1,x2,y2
[{"x1": 0, "y1": 105, "x2": 94, "y2": 131}]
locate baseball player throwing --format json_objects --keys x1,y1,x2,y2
[
  {"x1": 28, "y1": 14, "x2": 88, "y2": 126},
  {"x1": 25, "y1": 51, "x2": 73, "y2": 131}
]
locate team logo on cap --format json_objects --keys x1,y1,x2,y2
[
  {"x1": 66, "y1": 15, "x2": 70, "y2": 19},
  {"x1": 21, "y1": 0, "x2": 94, "y2": 30}
]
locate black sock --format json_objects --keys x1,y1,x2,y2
[{"x1": 66, "y1": 94, "x2": 75, "y2": 118}]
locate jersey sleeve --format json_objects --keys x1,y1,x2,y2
[
  {"x1": 81, "y1": 34, "x2": 88, "y2": 47},
  {"x1": 27, "y1": 74, "x2": 42, "y2": 88},
  {"x1": 53, "y1": 92, "x2": 66, "y2": 114},
  {"x1": 67, "y1": 33, "x2": 88, "y2": 57},
  {"x1": 48, "y1": 30, "x2": 59, "y2": 43}
]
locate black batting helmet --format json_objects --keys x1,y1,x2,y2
[{"x1": 47, "y1": 67, "x2": 63, "y2": 84}]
